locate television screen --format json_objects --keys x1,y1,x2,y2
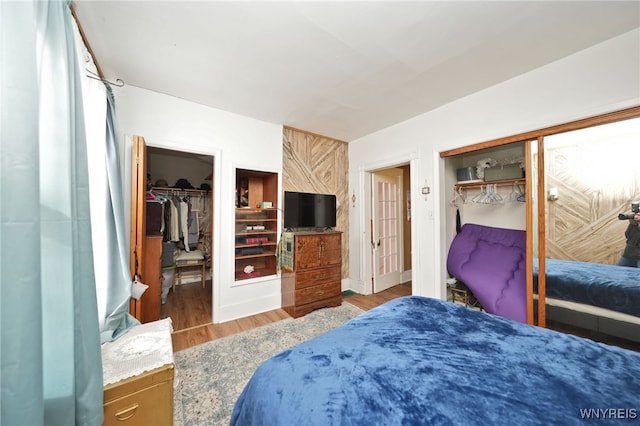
[{"x1": 284, "y1": 191, "x2": 337, "y2": 229}]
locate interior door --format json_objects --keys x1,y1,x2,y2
[
  {"x1": 372, "y1": 169, "x2": 403, "y2": 293},
  {"x1": 130, "y1": 135, "x2": 147, "y2": 290}
]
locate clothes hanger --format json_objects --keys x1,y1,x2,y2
[
  {"x1": 472, "y1": 185, "x2": 487, "y2": 203},
  {"x1": 507, "y1": 182, "x2": 525, "y2": 203},
  {"x1": 451, "y1": 187, "x2": 462, "y2": 207}
]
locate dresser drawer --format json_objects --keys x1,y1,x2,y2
[
  {"x1": 294, "y1": 265, "x2": 341, "y2": 290},
  {"x1": 295, "y1": 280, "x2": 340, "y2": 305},
  {"x1": 104, "y1": 364, "x2": 173, "y2": 426}
]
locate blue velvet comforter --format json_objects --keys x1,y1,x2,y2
[
  {"x1": 535, "y1": 259, "x2": 640, "y2": 317},
  {"x1": 231, "y1": 296, "x2": 640, "y2": 425}
]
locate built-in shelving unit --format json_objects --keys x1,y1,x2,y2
[{"x1": 234, "y1": 168, "x2": 278, "y2": 281}]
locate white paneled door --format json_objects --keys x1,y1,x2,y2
[{"x1": 372, "y1": 169, "x2": 403, "y2": 293}]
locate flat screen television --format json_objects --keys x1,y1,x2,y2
[{"x1": 284, "y1": 191, "x2": 337, "y2": 229}]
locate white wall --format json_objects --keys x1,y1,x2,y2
[
  {"x1": 348, "y1": 29, "x2": 640, "y2": 301},
  {"x1": 112, "y1": 85, "x2": 283, "y2": 323},
  {"x1": 111, "y1": 29, "x2": 639, "y2": 323}
]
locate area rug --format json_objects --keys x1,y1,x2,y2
[{"x1": 172, "y1": 302, "x2": 364, "y2": 426}]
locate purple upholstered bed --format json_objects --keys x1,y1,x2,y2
[
  {"x1": 447, "y1": 223, "x2": 640, "y2": 341},
  {"x1": 447, "y1": 223, "x2": 526, "y2": 323},
  {"x1": 231, "y1": 296, "x2": 640, "y2": 425}
]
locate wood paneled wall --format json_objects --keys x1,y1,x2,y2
[
  {"x1": 282, "y1": 127, "x2": 349, "y2": 277},
  {"x1": 546, "y1": 139, "x2": 640, "y2": 264}
]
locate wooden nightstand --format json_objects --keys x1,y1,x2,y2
[
  {"x1": 101, "y1": 318, "x2": 174, "y2": 426},
  {"x1": 103, "y1": 364, "x2": 174, "y2": 425}
]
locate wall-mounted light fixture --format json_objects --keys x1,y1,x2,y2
[{"x1": 548, "y1": 187, "x2": 559, "y2": 201}]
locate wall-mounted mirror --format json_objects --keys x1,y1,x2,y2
[{"x1": 538, "y1": 117, "x2": 640, "y2": 344}]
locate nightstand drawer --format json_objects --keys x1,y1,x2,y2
[{"x1": 103, "y1": 370, "x2": 173, "y2": 426}]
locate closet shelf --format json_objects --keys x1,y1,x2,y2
[{"x1": 455, "y1": 178, "x2": 525, "y2": 190}]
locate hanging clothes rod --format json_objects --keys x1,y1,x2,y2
[
  {"x1": 153, "y1": 186, "x2": 209, "y2": 192},
  {"x1": 151, "y1": 187, "x2": 210, "y2": 195},
  {"x1": 455, "y1": 179, "x2": 525, "y2": 190}
]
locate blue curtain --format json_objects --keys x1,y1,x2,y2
[
  {"x1": 1, "y1": 1, "x2": 103, "y2": 425},
  {"x1": 99, "y1": 86, "x2": 139, "y2": 343}
]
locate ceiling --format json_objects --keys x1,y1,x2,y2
[{"x1": 72, "y1": 1, "x2": 639, "y2": 142}]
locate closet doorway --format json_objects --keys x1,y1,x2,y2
[{"x1": 131, "y1": 136, "x2": 215, "y2": 331}]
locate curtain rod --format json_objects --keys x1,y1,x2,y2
[
  {"x1": 70, "y1": 3, "x2": 125, "y2": 87},
  {"x1": 85, "y1": 69, "x2": 124, "y2": 87}
]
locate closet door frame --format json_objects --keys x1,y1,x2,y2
[
  {"x1": 440, "y1": 105, "x2": 640, "y2": 326},
  {"x1": 129, "y1": 136, "x2": 222, "y2": 324},
  {"x1": 129, "y1": 135, "x2": 148, "y2": 320}
]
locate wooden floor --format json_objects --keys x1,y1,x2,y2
[
  {"x1": 162, "y1": 281, "x2": 640, "y2": 353},
  {"x1": 163, "y1": 281, "x2": 412, "y2": 352}
]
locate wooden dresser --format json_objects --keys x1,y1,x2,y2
[{"x1": 282, "y1": 232, "x2": 342, "y2": 317}]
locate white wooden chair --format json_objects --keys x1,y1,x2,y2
[{"x1": 173, "y1": 250, "x2": 206, "y2": 292}]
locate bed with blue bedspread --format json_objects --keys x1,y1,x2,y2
[
  {"x1": 231, "y1": 296, "x2": 640, "y2": 425},
  {"x1": 535, "y1": 258, "x2": 640, "y2": 318},
  {"x1": 534, "y1": 258, "x2": 640, "y2": 342}
]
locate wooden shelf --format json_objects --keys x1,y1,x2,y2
[
  {"x1": 236, "y1": 230, "x2": 278, "y2": 235},
  {"x1": 235, "y1": 241, "x2": 276, "y2": 248},
  {"x1": 235, "y1": 207, "x2": 278, "y2": 212},
  {"x1": 234, "y1": 266, "x2": 276, "y2": 280},
  {"x1": 235, "y1": 250, "x2": 276, "y2": 260},
  {"x1": 455, "y1": 178, "x2": 525, "y2": 190}
]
